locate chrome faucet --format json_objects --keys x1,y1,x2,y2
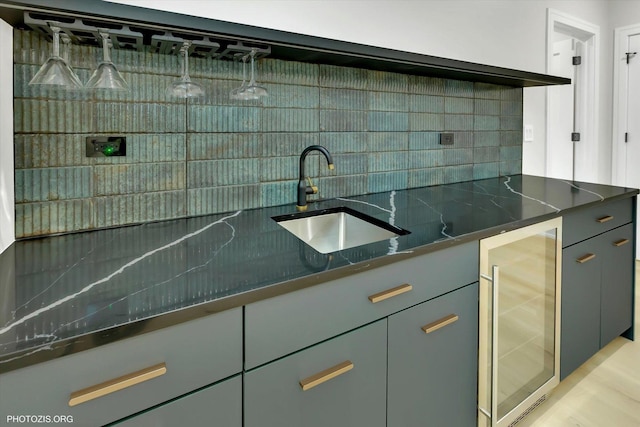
[{"x1": 297, "y1": 145, "x2": 334, "y2": 211}]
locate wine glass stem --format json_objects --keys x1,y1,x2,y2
[
  {"x1": 101, "y1": 33, "x2": 111, "y2": 63},
  {"x1": 51, "y1": 27, "x2": 61, "y2": 58},
  {"x1": 249, "y1": 51, "x2": 257, "y2": 86},
  {"x1": 183, "y1": 49, "x2": 190, "y2": 81}
]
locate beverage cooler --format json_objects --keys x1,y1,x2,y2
[{"x1": 478, "y1": 217, "x2": 562, "y2": 427}]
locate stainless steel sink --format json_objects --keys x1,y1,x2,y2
[{"x1": 272, "y1": 207, "x2": 410, "y2": 254}]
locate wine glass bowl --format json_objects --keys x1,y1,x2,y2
[
  {"x1": 230, "y1": 48, "x2": 267, "y2": 100},
  {"x1": 29, "y1": 25, "x2": 83, "y2": 89},
  {"x1": 167, "y1": 41, "x2": 205, "y2": 99},
  {"x1": 86, "y1": 31, "x2": 129, "y2": 91}
]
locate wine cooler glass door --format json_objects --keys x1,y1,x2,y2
[{"x1": 478, "y1": 217, "x2": 562, "y2": 427}]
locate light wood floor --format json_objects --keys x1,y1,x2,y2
[{"x1": 518, "y1": 261, "x2": 640, "y2": 427}]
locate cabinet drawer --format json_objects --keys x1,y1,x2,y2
[
  {"x1": 244, "y1": 319, "x2": 387, "y2": 427},
  {"x1": 563, "y1": 197, "x2": 633, "y2": 247},
  {"x1": 114, "y1": 375, "x2": 242, "y2": 427},
  {"x1": 0, "y1": 308, "x2": 242, "y2": 427},
  {"x1": 245, "y1": 241, "x2": 478, "y2": 369}
]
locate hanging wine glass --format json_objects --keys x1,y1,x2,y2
[
  {"x1": 29, "y1": 25, "x2": 83, "y2": 89},
  {"x1": 245, "y1": 47, "x2": 269, "y2": 99},
  {"x1": 167, "y1": 41, "x2": 205, "y2": 98},
  {"x1": 59, "y1": 33, "x2": 83, "y2": 90},
  {"x1": 86, "y1": 30, "x2": 129, "y2": 91},
  {"x1": 230, "y1": 53, "x2": 251, "y2": 100}
]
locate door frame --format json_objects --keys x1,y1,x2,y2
[
  {"x1": 612, "y1": 23, "x2": 640, "y2": 187},
  {"x1": 546, "y1": 9, "x2": 599, "y2": 182}
]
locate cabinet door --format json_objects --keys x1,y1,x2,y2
[
  {"x1": 599, "y1": 224, "x2": 635, "y2": 347},
  {"x1": 388, "y1": 282, "x2": 478, "y2": 427},
  {"x1": 561, "y1": 239, "x2": 601, "y2": 380},
  {"x1": 244, "y1": 319, "x2": 386, "y2": 427},
  {"x1": 114, "y1": 375, "x2": 241, "y2": 427}
]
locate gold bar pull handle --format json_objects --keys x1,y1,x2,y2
[
  {"x1": 69, "y1": 363, "x2": 167, "y2": 407},
  {"x1": 613, "y1": 238, "x2": 630, "y2": 247},
  {"x1": 368, "y1": 284, "x2": 412, "y2": 303},
  {"x1": 596, "y1": 215, "x2": 614, "y2": 223},
  {"x1": 299, "y1": 360, "x2": 353, "y2": 391},
  {"x1": 421, "y1": 313, "x2": 459, "y2": 334},
  {"x1": 577, "y1": 253, "x2": 596, "y2": 264}
]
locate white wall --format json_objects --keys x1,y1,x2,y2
[{"x1": 0, "y1": 18, "x2": 14, "y2": 254}]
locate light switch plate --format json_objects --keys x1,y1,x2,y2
[
  {"x1": 524, "y1": 125, "x2": 534, "y2": 142},
  {"x1": 440, "y1": 133, "x2": 454, "y2": 145}
]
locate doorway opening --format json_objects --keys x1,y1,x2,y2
[{"x1": 546, "y1": 9, "x2": 599, "y2": 183}]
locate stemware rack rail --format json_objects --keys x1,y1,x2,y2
[{"x1": 23, "y1": 11, "x2": 271, "y2": 60}]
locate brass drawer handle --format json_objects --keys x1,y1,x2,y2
[
  {"x1": 299, "y1": 360, "x2": 354, "y2": 391},
  {"x1": 596, "y1": 215, "x2": 614, "y2": 223},
  {"x1": 421, "y1": 313, "x2": 459, "y2": 334},
  {"x1": 613, "y1": 239, "x2": 630, "y2": 247},
  {"x1": 69, "y1": 363, "x2": 167, "y2": 407},
  {"x1": 368, "y1": 284, "x2": 413, "y2": 303},
  {"x1": 576, "y1": 253, "x2": 596, "y2": 264}
]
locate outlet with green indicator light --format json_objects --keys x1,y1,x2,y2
[{"x1": 86, "y1": 136, "x2": 126, "y2": 157}]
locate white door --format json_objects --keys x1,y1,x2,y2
[
  {"x1": 547, "y1": 38, "x2": 575, "y2": 180},
  {"x1": 625, "y1": 34, "x2": 640, "y2": 258}
]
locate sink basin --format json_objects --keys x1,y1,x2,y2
[{"x1": 272, "y1": 206, "x2": 410, "y2": 254}]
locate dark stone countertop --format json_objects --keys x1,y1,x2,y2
[{"x1": 0, "y1": 174, "x2": 637, "y2": 374}]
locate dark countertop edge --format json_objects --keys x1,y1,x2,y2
[
  {"x1": 0, "y1": 0, "x2": 570, "y2": 87},
  {"x1": 6, "y1": 187, "x2": 639, "y2": 374}
]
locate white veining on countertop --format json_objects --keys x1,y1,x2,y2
[
  {"x1": 472, "y1": 182, "x2": 518, "y2": 220},
  {"x1": 560, "y1": 180, "x2": 605, "y2": 201},
  {"x1": 0, "y1": 210, "x2": 243, "y2": 337},
  {"x1": 336, "y1": 197, "x2": 393, "y2": 213},
  {"x1": 503, "y1": 176, "x2": 561, "y2": 212},
  {"x1": 387, "y1": 191, "x2": 400, "y2": 254},
  {"x1": 412, "y1": 196, "x2": 455, "y2": 240}
]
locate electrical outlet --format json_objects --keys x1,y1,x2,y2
[
  {"x1": 86, "y1": 136, "x2": 126, "y2": 157},
  {"x1": 440, "y1": 133, "x2": 454, "y2": 145}
]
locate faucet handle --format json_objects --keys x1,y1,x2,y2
[{"x1": 306, "y1": 176, "x2": 318, "y2": 195}]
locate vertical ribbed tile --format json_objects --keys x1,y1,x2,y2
[
  {"x1": 14, "y1": 134, "x2": 90, "y2": 168},
  {"x1": 444, "y1": 115, "x2": 474, "y2": 131},
  {"x1": 445, "y1": 97, "x2": 473, "y2": 114},
  {"x1": 188, "y1": 133, "x2": 261, "y2": 160},
  {"x1": 408, "y1": 76, "x2": 445, "y2": 95},
  {"x1": 368, "y1": 112, "x2": 408, "y2": 131},
  {"x1": 188, "y1": 185, "x2": 260, "y2": 216},
  {"x1": 316, "y1": 175, "x2": 367, "y2": 199},
  {"x1": 474, "y1": 115, "x2": 500, "y2": 131},
  {"x1": 368, "y1": 171, "x2": 408, "y2": 193},
  {"x1": 500, "y1": 116, "x2": 523, "y2": 131},
  {"x1": 95, "y1": 191, "x2": 186, "y2": 228},
  {"x1": 443, "y1": 149, "x2": 473, "y2": 166},
  {"x1": 452, "y1": 132, "x2": 473, "y2": 148},
  {"x1": 475, "y1": 131, "x2": 500, "y2": 147},
  {"x1": 320, "y1": 110, "x2": 367, "y2": 132},
  {"x1": 408, "y1": 168, "x2": 444, "y2": 188},
  {"x1": 409, "y1": 150, "x2": 443, "y2": 169},
  {"x1": 15, "y1": 167, "x2": 91, "y2": 202},
  {"x1": 368, "y1": 152, "x2": 408, "y2": 172},
  {"x1": 474, "y1": 83, "x2": 503, "y2": 99},
  {"x1": 501, "y1": 100, "x2": 522, "y2": 117},
  {"x1": 473, "y1": 163, "x2": 500, "y2": 180},
  {"x1": 260, "y1": 59, "x2": 319, "y2": 86},
  {"x1": 500, "y1": 146, "x2": 522, "y2": 161},
  {"x1": 410, "y1": 95, "x2": 444, "y2": 113},
  {"x1": 319, "y1": 132, "x2": 367, "y2": 154},
  {"x1": 15, "y1": 199, "x2": 94, "y2": 238},
  {"x1": 368, "y1": 132, "x2": 408, "y2": 152},
  {"x1": 473, "y1": 147, "x2": 500, "y2": 163},
  {"x1": 367, "y1": 70, "x2": 408, "y2": 93},
  {"x1": 15, "y1": 100, "x2": 96, "y2": 133},
  {"x1": 319, "y1": 64, "x2": 368, "y2": 89},
  {"x1": 409, "y1": 113, "x2": 444, "y2": 131},
  {"x1": 409, "y1": 132, "x2": 440, "y2": 150},
  {"x1": 94, "y1": 163, "x2": 186, "y2": 196},
  {"x1": 475, "y1": 99, "x2": 500, "y2": 116},
  {"x1": 320, "y1": 88, "x2": 368, "y2": 110},
  {"x1": 262, "y1": 133, "x2": 318, "y2": 157},
  {"x1": 264, "y1": 84, "x2": 319, "y2": 109},
  {"x1": 188, "y1": 106, "x2": 259, "y2": 133},
  {"x1": 188, "y1": 159, "x2": 259, "y2": 187},
  {"x1": 500, "y1": 160, "x2": 522, "y2": 176},
  {"x1": 259, "y1": 157, "x2": 299, "y2": 181},
  {"x1": 369, "y1": 92, "x2": 407, "y2": 112},
  {"x1": 445, "y1": 80, "x2": 474, "y2": 98},
  {"x1": 262, "y1": 108, "x2": 318, "y2": 132},
  {"x1": 501, "y1": 87, "x2": 523, "y2": 102},
  {"x1": 443, "y1": 165, "x2": 473, "y2": 184},
  {"x1": 500, "y1": 131, "x2": 522, "y2": 146},
  {"x1": 259, "y1": 181, "x2": 296, "y2": 208},
  {"x1": 329, "y1": 153, "x2": 368, "y2": 175}
]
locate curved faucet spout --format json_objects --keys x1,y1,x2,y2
[{"x1": 297, "y1": 145, "x2": 334, "y2": 211}]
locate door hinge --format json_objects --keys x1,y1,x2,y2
[
  {"x1": 572, "y1": 56, "x2": 582, "y2": 65},
  {"x1": 571, "y1": 132, "x2": 581, "y2": 142},
  {"x1": 625, "y1": 132, "x2": 629, "y2": 143},
  {"x1": 626, "y1": 52, "x2": 637, "y2": 64}
]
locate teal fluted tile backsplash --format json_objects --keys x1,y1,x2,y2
[{"x1": 13, "y1": 29, "x2": 523, "y2": 238}]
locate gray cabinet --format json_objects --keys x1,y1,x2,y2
[
  {"x1": 244, "y1": 319, "x2": 387, "y2": 427},
  {"x1": 113, "y1": 375, "x2": 242, "y2": 427},
  {"x1": 388, "y1": 282, "x2": 478, "y2": 427},
  {"x1": 0, "y1": 308, "x2": 242, "y2": 427},
  {"x1": 561, "y1": 221, "x2": 635, "y2": 380}
]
